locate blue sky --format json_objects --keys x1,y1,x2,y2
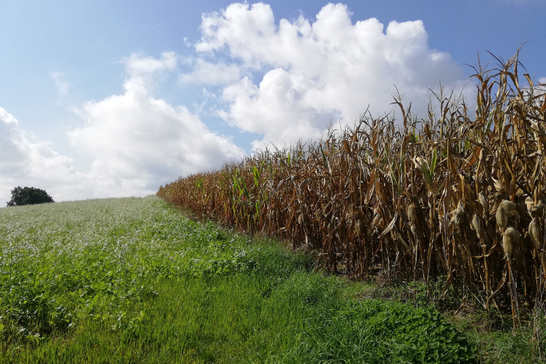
[{"x1": 1, "y1": 0, "x2": 545, "y2": 205}]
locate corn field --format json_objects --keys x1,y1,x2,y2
[{"x1": 157, "y1": 51, "x2": 546, "y2": 326}]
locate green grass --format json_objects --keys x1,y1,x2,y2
[
  {"x1": 1, "y1": 197, "x2": 477, "y2": 363},
  {"x1": 451, "y1": 312, "x2": 545, "y2": 364}
]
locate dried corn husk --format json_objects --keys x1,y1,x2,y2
[
  {"x1": 503, "y1": 227, "x2": 520, "y2": 256},
  {"x1": 496, "y1": 200, "x2": 517, "y2": 229},
  {"x1": 529, "y1": 218, "x2": 543, "y2": 249}
]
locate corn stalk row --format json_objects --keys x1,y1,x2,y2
[{"x1": 157, "y1": 52, "x2": 546, "y2": 326}]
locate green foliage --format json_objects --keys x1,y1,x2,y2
[
  {"x1": 279, "y1": 299, "x2": 476, "y2": 364},
  {"x1": 262, "y1": 273, "x2": 475, "y2": 363},
  {"x1": 6, "y1": 186, "x2": 54, "y2": 207}
]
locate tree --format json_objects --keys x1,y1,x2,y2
[{"x1": 6, "y1": 186, "x2": 55, "y2": 207}]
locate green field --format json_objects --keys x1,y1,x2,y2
[{"x1": 0, "y1": 196, "x2": 516, "y2": 363}]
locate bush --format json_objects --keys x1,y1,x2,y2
[{"x1": 7, "y1": 186, "x2": 54, "y2": 207}]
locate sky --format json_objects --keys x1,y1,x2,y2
[{"x1": 1, "y1": 0, "x2": 545, "y2": 206}]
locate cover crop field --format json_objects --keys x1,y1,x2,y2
[{"x1": 0, "y1": 197, "x2": 477, "y2": 363}]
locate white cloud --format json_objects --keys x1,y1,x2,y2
[
  {"x1": 535, "y1": 77, "x2": 546, "y2": 96},
  {"x1": 218, "y1": 72, "x2": 339, "y2": 149},
  {"x1": 123, "y1": 51, "x2": 178, "y2": 77},
  {"x1": 195, "y1": 2, "x2": 470, "y2": 148},
  {"x1": 179, "y1": 59, "x2": 241, "y2": 85},
  {"x1": 1, "y1": 53, "x2": 245, "y2": 206},
  {"x1": 67, "y1": 53, "x2": 245, "y2": 198},
  {"x1": 0, "y1": 107, "x2": 87, "y2": 206}
]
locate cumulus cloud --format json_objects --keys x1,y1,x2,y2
[
  {"x1": 0, "y1": 107, "x2": 87, "y2": 206},
  {"x1": 67, "y1": 52, "x2": 245, "y2": 198},
  {"x1": 1, "y1": 52, "x2": 245, "y2": 206},
  {"x1": 180, "y1": 59, "x2": 241, "y2": 85},
  {"x1": 218, "y1": 72, "x2": 340, "y2": 149},
  {"x1": 195, "y1": 2, "x2": 469, "y2": 148},
  {"x1": 123, "y1": 51, "x2": 178, "y2": 76}
]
